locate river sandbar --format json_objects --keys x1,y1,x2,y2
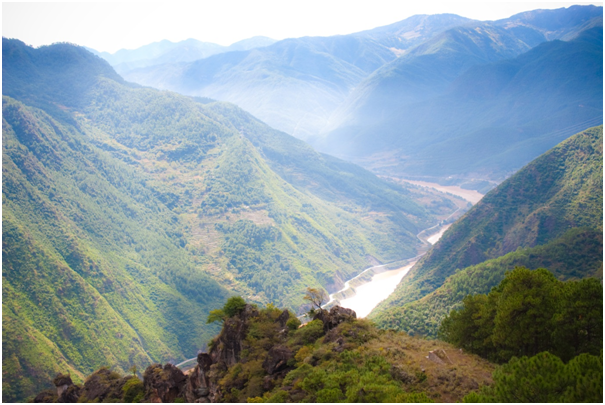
[{"x1": 400, "y1": 179, "x2": 484, "y2": 204}]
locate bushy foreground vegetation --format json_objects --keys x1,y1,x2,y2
[
  {"x1": 440, "y1": 267, "x2": 602, "y2": 364},
  {"x1": 38, "y1": 269, "x2": 602, "y2": 403},
  {"x1": 463, "y1": 351, "x2": 602, "y2": 403},
  {"x1": 439, "y1": 267, "x2": 603, "y2": 403},
  {"x1": 36, "y1": 266, "x2": 602, "y2": 403}
]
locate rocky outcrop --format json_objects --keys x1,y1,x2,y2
[
  {"x1": 33, "y1": 389, "x2": 58, "y2": 403},
  {"x1": 262, "y1": 345, "x2": 294, "y2": 375},
  {"x1": 426, "y1": 349, "x2": 452, "y2": 365},
  {"x1": 78, "y1": 368, "x2": 133, "y2": 402},
  {"x1": 184, "y1": 353, "x2": 213, "y2": 402},
  {"x1": 143, "y1": 363, "x2": 187, "y2": 403},
  {"x1": 51, "y1": 373, "x2": 80, "y2": 403},
  {"x1": 313, "y1": 306, "x2": 357, "y2": 332},
  {"x1": 79, "y1": 368, "x2": 136, "y2": 402},
  {"x1": 277, "y1": 309, "x2": 290, "y2": 328},
  {"x1": 36, "y1": 369, "x2": 141, "y2": 403},
  {"x1": 183, "y1": 304, "x2": 260, "y2": 402},
  {"x1": 209, "y1": 304, "x2": 259, "y2": 368}
]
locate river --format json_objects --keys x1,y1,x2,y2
[
  {"x1": 331, "y1": 181, "x2": 485, "y2": 318},
  {"x1": 337, "y1": 262, "x2": 416, "y2": 318},
  {"x1": 336, "y1": 225, "x2": 448, "y2": 318},
  {"x1": 426, "y1": 224, "x2": 452, "y2": 245}
]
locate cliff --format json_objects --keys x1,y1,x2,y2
[{"x1": 34, "y1": 303, "x2": 494, "y2": 402}]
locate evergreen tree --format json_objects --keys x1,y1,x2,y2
[
  {"x1": 464, "y1": 351, "x2": 603, "y2": 403},
  {"x1": 440, "y1": 267, "x2": 603, "y2": 363}
]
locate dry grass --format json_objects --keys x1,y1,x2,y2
[{"x1": 361, "y1": 330, "x2": 494, "y2": 402}]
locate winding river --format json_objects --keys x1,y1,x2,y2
[
  {"x1": 329, "y1": 181, "x2": 484, "y2": 318},
  {"x1": 334, "y1": 226, "x2": 446, "y2": 318}
]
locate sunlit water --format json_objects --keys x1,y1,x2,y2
[
  {"x1": 338, "y1": 263, "x2": 416, "y2": 318},
  {"x1": 338, "y1": 226, "x2": 450, "y2": 318}
]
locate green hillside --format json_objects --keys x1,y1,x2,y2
[
  {"x1": 2, "y1": 39, "x2": 451, "y2": 401},
  {"x1": 77, "y1": 76, "x2": 441, "y2": 304},
  {"x1": 2, "y1": 96, "x2": 227, "y2": 402},
  {"x1": 372, "y1": 228, "x2": 602, "y2": 337},
  {"x1": 370, "y1": 126, "x2": 603, "y2": 321}
]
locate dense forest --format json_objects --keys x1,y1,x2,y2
[{"x1": 442, "y1": 268, "x2": 602, "y2": 402}]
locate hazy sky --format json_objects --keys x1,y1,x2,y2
[{"x1": 3, "y1": 1, "x2": 602, "y2": 53}]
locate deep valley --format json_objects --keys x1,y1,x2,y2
[{"x1": 2, "y1": 4, "x2": 603, "y2": 403}]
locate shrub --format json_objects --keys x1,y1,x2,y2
[
  {"x1": 224, "y1": 296, "x2": 247, "y2": 317},
  {"x1": 286, "y1": 317, "x2": 301, "y2": 331},
  {"x1": 295, "y1": 320, "x2": 324, "y2": 344},
  {"x1": 122, "y1": 377, "x2": 144, "y2": 403}
]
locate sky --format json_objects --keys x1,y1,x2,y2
[{"x1": 3, "y1": 1, "x2": 603, "y2": 53}]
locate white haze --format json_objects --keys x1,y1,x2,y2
[{"x1": 3, "y1": 1, "x2": 601, "y2": 53}]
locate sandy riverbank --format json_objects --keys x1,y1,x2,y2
[{"x1": 399, "y1": 179, "x2": 484, "y2": 204}]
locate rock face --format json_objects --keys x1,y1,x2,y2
[
  {"x1": 314, "y1": 306, "x2": 357, "y2": 332},
  {"x1": 51, "y1": 373, "x2": 80, "y2": 403},
  {"x1": 263, "y1": 345, "x2": 294, "y2": 375},
  {"x1": 79, "y1": 368, "x2": 133, "y2": 402},
  {"x1": 210, "y1": 304, "x2": 259, "y2": 368},
  {"x1": 143, "y1": 363, "x2": 187, "y2": 403},
  {"x1": 33, "y1": 389, "x2": 58, "y2": 403},
  {"x1": 184, "y1": 353, "x2": 213, "y2": 402},
  {"x1": 426, "y1": 349, "x2": 452, "y2": 365},
  {"x1": 36, "y1": 369, "x2": 141, "y2": 403},
  {"x1": 184, "y1": 304, "x2": 260, "y2": 402},
  {"x1": 277, "y1": 309, "x2": 290, "y2": 328}
]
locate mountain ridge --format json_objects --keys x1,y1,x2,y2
[{"x1": 319, "y1": 22, "x2": 602, "y2": 181}]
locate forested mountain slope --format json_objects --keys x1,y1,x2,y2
[
  {"x1": 2, "y1": 38, "x2": 451, "y2": 401},
  {"x1": 2, "y1": 95, "x2": 228, "y2": 402},
  {"x1": 320, "y1": 19, "x2": 602, "y2": 181},
  {"x1": 116, "y1": 14, "x2": 479, "y2": 142},
  {"x1": 370, "y1": 126, "x2": 603, "y2": 321},
  {"x1": 322, "y1": 22, "x2": 540, "y2": 138},
  {"x1": 351, "y1": 13, "x2": 474, "y2": 51},
  {"x1": 494, "y1": 5, "x2": 603, "y2": 40},
  {"x1": 117, "y1": 5, "x2": 601, "y2": 158},
  {"x1": 372, "y1": 227, "x2": 603, "y2": 337}
]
